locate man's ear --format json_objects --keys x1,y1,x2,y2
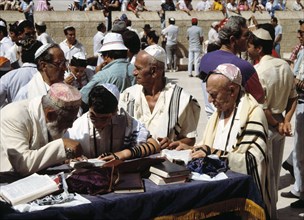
[{"x1": 44, "y1": 108, "x2": 58, "y2": 122}]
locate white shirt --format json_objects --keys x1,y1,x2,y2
[
  {"x1": 59, "y1": 39, "x2": 86, "y2": 62},
  {"x1": 93, "y1": 31, "x2": 105, "y2": 56},
  {"x1": 161, "y1": 24, "x2": 179, "y2": 46},
  {"x1": 196, "y1": 0, "x2": 211, "y2": 11},
  {"x1": 208, "y1": 27, "x2": 219, "y2": 44}
]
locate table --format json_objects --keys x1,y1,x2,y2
[{"x1": 0, "y1": 171, "x2": 266, "y2": 220}]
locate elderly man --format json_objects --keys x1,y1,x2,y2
[
  {"x1": 177, "y1": 63, "x2": 271, "y2": 218},
  {"x1": 119, "y1": 44, "x2": 200, "y2": 149},
  {"x1": 80, "y1": 32, "x2": 135, "y2": 107},
  {"x1": 59, "y1": 26, "x2": 86, "y2": 62},
  {"x1": 65, "y1": 83, "x2": 160, "y2": 161},
  {"x1": 14, "y1": 43, "x2": 67, "y2": 101},
  {"x1": 199, "y1": 16, "x2": 264, "y2": 117},
  {"x1": 247, "y1": 27, "x2": 297, "y2": 218},
  {"x1": 0, "y1": 83, "x2": 83, "y2": 176}
]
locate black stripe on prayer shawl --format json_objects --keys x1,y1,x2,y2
[
  {"x1": 246, "y1": 151, "x2": 263, "y2": 200},
  {"x1": 167, "y1": 86, "x2": 182, "y2": 138}
]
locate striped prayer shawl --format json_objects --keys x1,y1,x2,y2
[{"x1": 201, "y1": 93, "x2": 272, "y2": 217}]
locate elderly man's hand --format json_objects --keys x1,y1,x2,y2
[{"x1": 62, "y1": 138, "x2": 83, "y2": 158}]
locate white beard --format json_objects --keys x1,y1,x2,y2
[{"x1": 46, "y1": 121, "x2": 65, "y2": 140}]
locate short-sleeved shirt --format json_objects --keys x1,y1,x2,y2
[
  {"x1": 187, "y1": 25, "x2": 204, "y2": 51},
  {"x1": 199, "y1": 50, "x2": 264, "y2": 102},
  {"x1": 161, "y1": 24, "x2": 179, "y2": 46},
  {"x1": 255, "y1": 55, "x2": 297, "y2": 113}
]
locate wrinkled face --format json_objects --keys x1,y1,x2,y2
[
  {"x1": 89, "y1": 108, "x2": 115, "y2": 130},
  {"x1": 235, "y1": 26, "x2": 250, "y2": 53},
  {"x1": 66, "y1": 30, "x2": 76, "y2": 44},
  {"x1": 206, "y1": 74, "x2": 234, "y2": 112},
  {"x1": 47, "y1": 108, "x2": 79, "y2": 140},
  {"x1": 133, "y1": 51, "x2": 154, "y2": 86},
  {"x1": 44, "y1": 47, "x2": 67, "y2": 84}
]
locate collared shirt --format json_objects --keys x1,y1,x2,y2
[
  {"x1": 255, "y1": 55, "x2": 297, "y2": 113},
  {"x1": 80, "y1": 59, "x2": 135, "y2": 104},
  {"x1": 59, "y1": 39, "x2": 86, "y2": 61},
  {"x1": 0, "y1": 63, "x2": 37, "y2": 107},
  {"x1": 0, "y1": 97, "x2": 66, "y2": 174},
  {"x1": 14, "y1": 72, "x2": 50, "y2": 102}
]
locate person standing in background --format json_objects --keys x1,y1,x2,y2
[
  {"x1": 59, "y1": 26, "x2": 86, "y2": 62},
  {"x1": 18, "y1": 0, "x2": 35, "y2": 24},
  {"x1": 161, "y1": 17, "x2": 179, "y2": 72},
  {"x1": 271, "y1": 16, "x2": 282, "y2": 58},
  {"x1": 35, "y1": 22, "x2": 55, "y2": 45},
  {"x1": 186, "y1": 18, "x2": 204, "y2": 77}
]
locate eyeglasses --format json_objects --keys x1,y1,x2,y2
[
  {"x1": 89, "y1": 111, "x2": 113, "y2": 123},
  {"x1": 48, "y1": 60, "x2": 67, "y2": 69}
]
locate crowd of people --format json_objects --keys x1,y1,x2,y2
[{"x1": 0, "y1": 5, "x2": 303, "y2": 219}]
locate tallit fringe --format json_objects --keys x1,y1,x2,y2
[{"x1": 154, "y1": 198, "x2": 266, "y2": 220}]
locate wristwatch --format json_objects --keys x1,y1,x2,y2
[{"x1": 65, "y1": 147, "x2": 76, "y2": 159}]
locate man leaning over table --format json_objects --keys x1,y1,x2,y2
[
  {"x1": 65, "y1": 83, "x2": 160, "y2": 161},
  {"x1": 176, "y1": 63, "x2": 272, "y2": 218},
  {"x1": 0, "y1": 83, "x2": 83, "y2": 176},
  {"x1": 119, "y1": 44, "x2": 200, "y2": 150}
]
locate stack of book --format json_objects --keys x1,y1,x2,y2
[{"x1": 149, "y1": 160, "x2": 190, "y2": 185}]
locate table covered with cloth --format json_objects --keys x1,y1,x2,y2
[{"x1": 0, "y1": 170, "x2": 266, "y2": 220}]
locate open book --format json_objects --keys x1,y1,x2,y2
[{"x1": 0, "y1": 173, "x2": 59, "y2": 206}]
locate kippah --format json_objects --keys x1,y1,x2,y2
[
  {"x1": 252, "y1": 28, "x2": 273, "y2": 41},
  {"x1": 35, "y1": 43, "x2": 54, "y2": 59},
  {"x1": 98, "y1": 83, "x2": 120, "y2": 102},
  {"x1": 144, "y1": 44, "x2": 167, "y2": 64},
  {"x1": 0, "y1": 20, "x2": 6, "y2": 27},
  {"x1": 47, "y1": 83, "x2": 82, "y2": 109}
]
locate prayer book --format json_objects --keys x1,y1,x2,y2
[
  {"x1": 149, "y1": 160, "x2": 190, "y2": 178},
  {"x1": 114, "y1": 172, "x2": 145, "y2": 193},
  {"x1": 0, "y1": 173, "x2": 59, "y2": 206},
  {"x1": 149, "y1": 173, "x2": 188, "y2": 185}
]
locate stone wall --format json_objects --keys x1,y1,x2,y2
[{"x1": 0, "y1": 10, "x2": 302, "y2": 60}]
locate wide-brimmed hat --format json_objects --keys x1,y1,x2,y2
[{"x1": 99, "y1": 33, "x2": 127, "y2": 52}]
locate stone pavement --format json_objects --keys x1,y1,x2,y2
[{"x1": 165, "y1": 70, "x2": 302, "y2": 220}]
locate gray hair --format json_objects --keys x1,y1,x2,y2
[{"x1": 218, "y1": 16, "x2": 247, "y2": 45}]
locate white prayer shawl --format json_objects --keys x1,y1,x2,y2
[
  {"x1": 0, "y1": 97, "x2": 66, "y2": 175},
  {"x1": 119, "y1": 80, "x2": 200, "y2": 141},
  {"x1": 201, "y1": 93, "x2": 272, "y2": 217},
  {"x1": 64, "y1": 108, "x2": 150, "y2": 158},
  {"x1": 14, "y1": 72, "x2": 50, "y2": 101}
]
